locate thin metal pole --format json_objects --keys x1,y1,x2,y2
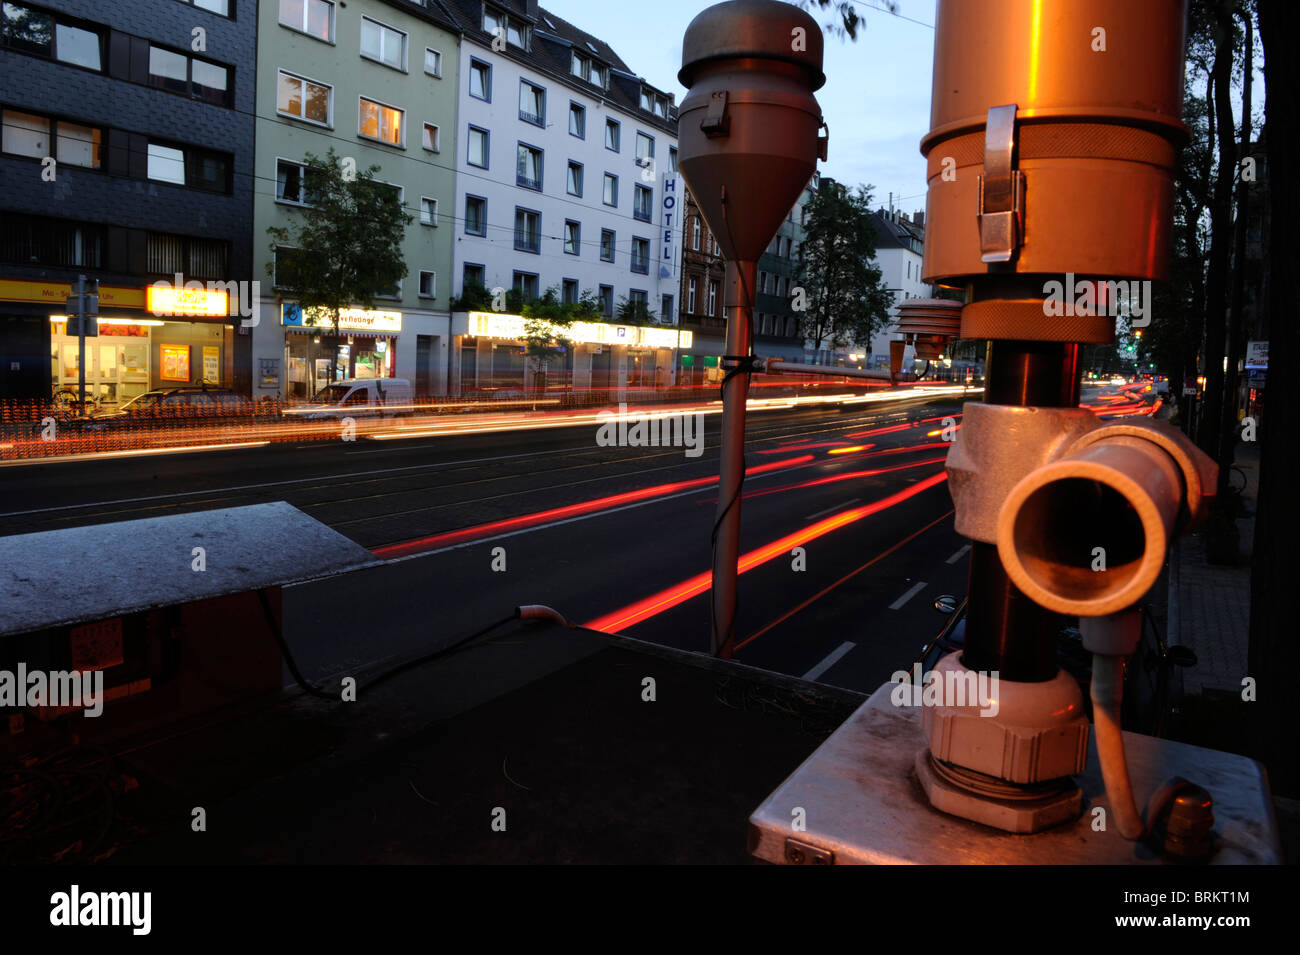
[
  {"x1": 712, "y1": 258, "x2": 756, "y2": 657},
  {"x1": 77, "y1": 273, "x2": 86, "y2": 416}
]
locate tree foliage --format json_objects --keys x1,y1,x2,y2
[
  {"x1": 793, "y1": 182, "x2": 894, "y2": 359},
  {"x1": 266, "y1": 147, "x2": 412, "y2": 382}
]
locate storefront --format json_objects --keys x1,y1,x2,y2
[
  {"x1": 0, "y1": 279, "x2": 235, "y2": 407},
  {"x1": 451, "y1": 311, "x2": 691, "y2": 395},
  {"x1": 279, "y1": 304, "x2": 401, "y2": 400}
]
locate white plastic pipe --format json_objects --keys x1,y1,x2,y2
[{"x1": 1090, "y1": 653, "x2": 1145, "y2": 839}]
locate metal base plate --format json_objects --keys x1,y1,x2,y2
[{"x1": 748, "y1": 684, "x2": 1281, "y2": 864}]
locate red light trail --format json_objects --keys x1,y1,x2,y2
[{"x1": 583, "y1": 470, "x2": 950, "y2": 634}]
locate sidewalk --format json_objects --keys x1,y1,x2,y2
[{"x1": 1172, "y1": 439, "x2": 1257, "y2": 696}]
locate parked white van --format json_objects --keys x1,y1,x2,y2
[{"x1": 284, "y1": 378, "x2": 414, "y2": 421}]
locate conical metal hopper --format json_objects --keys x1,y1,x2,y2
[{"x1": 677, "y1": 0, "x2": 826, "y2": 262}]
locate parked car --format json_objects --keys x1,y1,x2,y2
[
  {"x1": 282, "y1": 378, "x2": 413, "y2": 422},
  {"x1": 79, "y1": 388, "x2": 256, "y2": 431}
]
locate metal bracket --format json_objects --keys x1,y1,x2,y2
[
  {"x1": 977, "y1": 104, "x2": 1024, "y2": 264},
  {"x1": 817, "y1": 120, "x2": 829, "y2": 161},
  {"x1": 701, "y1": 90, "x2": 730, "y2": 138},
  {"x1": 784, "y1": 837, "x2": 833, "y2": 865}
]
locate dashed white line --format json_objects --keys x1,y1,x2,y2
[
  {"x1": 802, "y1": 642, "x2": 856, "y2": 681},
  {"x1": 805, "y1": 498, "x2": 861, "y2": 521},
  {"x1": 945, "y1": 544, "x2": 972, "y2": 564},
  {"x1": 889, "y1": 581, "x2": 928, "y2": 610}
]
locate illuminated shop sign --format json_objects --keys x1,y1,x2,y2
[
  {"x1": 467, "y1": 311, "x2": 691, "y2": 348},
  {"x1": 282, "y1": 304, "x2": 402, "y2": 333},
  {"x1": 147, "y1": 284, "x2": 229, "y2": 318}
]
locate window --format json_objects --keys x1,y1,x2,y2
[
  {"x1": 566, "y1": 161, "x2": 583, "y2": 197},
  {"x1": 469, "y1": 59, "x2": 491, "y2": 101},
  {"x1": 467, "y1": 125, "x2": 489, "y2": 167},
  {"x1": 687, "y1": 278, "x2": 696, "y2": 313},
  {"x1": 662, "y1": 294, "x2": 674, "y2": 320},
  {"x1": 571, "y1": 53, "x2": 605, "y2": 88},
  {"x1": 277, "y1": 71, "x2": 331, "y2": 126},
  {"x1": 564, "y1": 220, "x2": 580, "y2": 256},
  {"x1": 600, "y1": 229, "x2": 614, "y2": 263},
  {"x1": 569, "y1": 102, "x2": 585, "y2": 139},
  {"x1": 420, "y1": 197, "x2": 438, "y2": 227},
  {"x1": 603, "y1": 173, "x2": 617, "y2": 207},
  {"x1": 0, "y1": 5, "x2": 102, "y2": 70},
  {"x1": 360, "y1": 97, "x2": 404, "y2": 146},
  {"x1": 361, "y1": 17, "x2": 407, "y2": 71},
  {"x1": 635, "y1": 132, "x2": 654, "y2": 163},
  {"x1": 562, "y1": 279, "x2": 579, "y2": 305},
  {"x1": 7, "y1": 114, "x2": 68, "y2": 166},
  {"x1": 280, "y1": 0, "x2": 334, "y2": 42},
  {"x1": 633, "y1": 185, "x2": 652, "y2": 222},
  {"x1": 668, "y1": 147, "x2": 678, "y2": 175},
  {"x1": 640, "y1": 88, "x2": 669, "y2": 118},
  {"x1": 516, "y1": 143, "x2": 542, "y2": 190},
  {"x1": 692, "y1": 218, "x2": 700, "y2": 251},
  {"x1": 760, "y1": 271, "x2": 769, "y2": 294},
  {"x1": 464, "y1": 195, "x2": 486, "y2": 235},
  {"x1": 56, "y1": 120, "x2": 100, "y2": 169},
  {"x1": 419, "y1": 270, "x2": 437, "y2": 298},
  {"x1": 484, "y1": 7, "x2": 529, "y2": 49},
  {"x1": 519, "y1": 81, "x2": 545, "y2": 126},
  {"x1": 149, "y1": 233, "x2": 227, "y2": 279},
  {"x1": 514, "y1": 207, "x2": 540, "y2": 253},
  {"x1": 272, "y1": 247, "x2": 304, "y2": 289},
  {"x1": 599, "y1": 285, "x2": 614, "y2": 317},
  {"x1": 423, "y1": 123, "x2": 440, "y2": 152},
  {"x1": 147, "y1": 143, "x2": 186, "y2": 185},
  {"x1": 631, "y1": 238, "x2": 649, "y2": 274},
  {"x1": 708, "y1": 281, "x2": 717, "y2": 316},
  {"x1": 276, "y1": 159, "x2": 314, "y2": 204},
  {"x1": 144, "y1": 47, "x2": 230, "y2": 105},
  {"x1": 187, "y1": 149, "x2": 229, "y2": 193},
  {"x1": 513, "y1": 271, "x2": 539, "y2": 300},
  {"x1": 463, "y1": 263, "x2": 485, "y2": 289},
  {"x1": 605, "y1": 118, "x2": 619, "y2": 151},
  {"x1": 180, "y1": 0, "x2": 231, "y2": 15},
  {"x1": 0, "y1": 213, "x2": 104, "y2": 269},
  {"x1": 424, "y1": 48, "x2": 442, "y2": 77}
]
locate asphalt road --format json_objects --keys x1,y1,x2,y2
[{"x1": 0, "y1": 393, "x2": 980, "y2": 695}]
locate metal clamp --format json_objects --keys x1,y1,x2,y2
[
  {"x1": 701, "y1": 90, "x2": 730, "y2": 138},
  {"x1": 978, "y1": 104, "x2": 1025, "y2": 264}
]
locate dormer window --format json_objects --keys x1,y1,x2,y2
[
  {"x1": 483, "y1": 6, "x2": 528, "y2": 49},
  {"x1": 641, "y1": 87, "x2": 669, "y2": 118},
  {"x1": 571, "y1": 51, "x2": 605, "y2": 89}
]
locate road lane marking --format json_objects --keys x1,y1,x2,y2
[
  {"x1": 945, "y1": 544, "x2": 972, "y2": 564},
  {"x1": 802, "y1": 642, "x2": 856, "y2": 681},
  {"x1": 889, "y1": 581, "x2": 927, "y2": 610},
  {"x1": 805, "y1": 498, "x2": 860, "y2": 521}
]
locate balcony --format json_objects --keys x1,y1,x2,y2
[{"x1": 516, "y1": 174, "x2": 542, "y2": 191}]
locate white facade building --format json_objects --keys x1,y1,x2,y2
[{"x1": 863, "y1": 208, "x2": 929, "y2": 368}]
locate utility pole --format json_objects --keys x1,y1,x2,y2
[{"x1": 67, "y1": 274, "x2": 98, "y2": 417}]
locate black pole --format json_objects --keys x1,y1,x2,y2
[{"x1": 960, "y1": 339, "x2": 1081, "y2": 683}]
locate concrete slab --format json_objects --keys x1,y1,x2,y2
[{"x1": 0, "y1": 501, "x2": 381, "y2": 635}]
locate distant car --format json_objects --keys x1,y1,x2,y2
[
  {"x1": 1110, "y1": 376, "x2": 1128, "y2": 385},
  {"x1": 282, "y1": 378, "x2": 413, "y2": 422},
  {"x1": 81, "y1": 388, "x2": 256, "y2": 431}
]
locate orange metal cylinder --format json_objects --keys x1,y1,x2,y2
[{"x1": 920, "y1": 0, "x2": 1189, "y2": 286}]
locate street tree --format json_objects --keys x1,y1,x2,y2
[
  {"x1": 266, "y1": 148, "x2": 412, "y2": 385},
  {"x1": 793, "y1": 182, "x2": 894, "y2": 362}
]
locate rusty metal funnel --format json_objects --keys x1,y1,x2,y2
[{"x1": 677, "y1": 0, "x2": 826, "y2": 262}]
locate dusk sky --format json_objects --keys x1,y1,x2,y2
[{"x1": 544, "y1": 0, "x2": 940, "y2": 217}]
